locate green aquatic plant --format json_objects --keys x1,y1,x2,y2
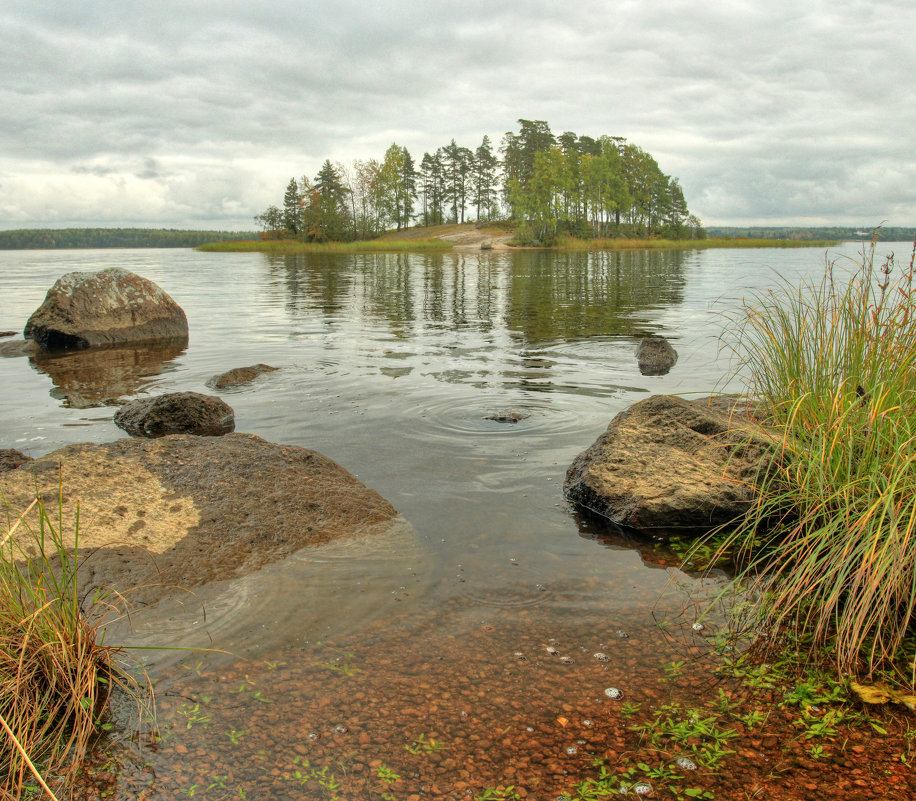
[
  {"x1": 716, "y1": 234, "x2": 916, "y2": 684},
  {"x1": 0, "y1": 488, "x2": 151, "y2": 800}
]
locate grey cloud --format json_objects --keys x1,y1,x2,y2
[{"x1": 0, "y1": 0, "x2": 914, "y2": 228}]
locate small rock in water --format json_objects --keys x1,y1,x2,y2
[
  {"x1": 633, "y1": 781, "x2": 653, "y2": 795},
  {"x1": 593, "y1": 652, "x2": 610, "y2": 662},
  {"x1": 583, "y1": 719, "x2": 594, "y2": 728},
  {"x1": 546, "y1": 646, "x2": 560, "y2": 656},
  {"x1": 616, "y1": 629, "x2": 629, "y2": 639},
  {"x1": 565, "y1": 745, "x2": 578, "y2": 756},
  {"x1": 559, "y1": 656, "x2": 574, "y2": 664},
  {"x1": 676, "y1": 756, "x2": 697, "y2": 771},
  {"x1": 307, "y1": 732, "x2": 319, "y2": 741},
  {"x1": 604, "y1": 687, "x2": 623, "y2": 700},
  {"x1": 691, "y1": 622, "x2": 705, "y2": 632},
  {"x1": 485, "y1": 409, "x2": 530, "y2": 423},
  {"x1": 333, "y1": 724, "x2": 348, "y2": 734}
]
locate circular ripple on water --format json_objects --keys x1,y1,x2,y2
[
  {"x1": 450, "y1": 561, "x2": 553, "y2": 609},
  {"x1": 110, "y1": 519, "x2": 431, "y2": 667},
  {"x1": 401, "y1": 391, "x2": 594, "y2": 443}
]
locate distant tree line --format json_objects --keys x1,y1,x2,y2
[
  {"x1": 0, "y1": 228, "x2": 255, "y2": 250},
  {"x1": 706, "y1": 226, "x2": 915, "y2": 242},
  {"x1": 256, "y1": 119, "x2": 705, "y2": 245}
]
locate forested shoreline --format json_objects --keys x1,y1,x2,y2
[
  {"x1": 256, "y1": 118, "x2": 706, "y2": 246},
  {"x1": 0, "y1": 228, "x2": 253, "y2": 250}
]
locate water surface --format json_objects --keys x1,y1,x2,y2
[{"x1": 0, "y1": 242, "x2": 889, "y2": 798}]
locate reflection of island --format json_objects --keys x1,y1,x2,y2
[{"x1": 29, "y1": 342, "x2": 187, "y2": 409}]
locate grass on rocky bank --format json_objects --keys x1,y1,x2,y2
[
  {"x1": 551, "y1": 235, "x2": 840, "y2": 251},
  {"x1": 713, "y1": 234, "x2": 916, "y2": 686},
  {"x1": 0, "y1": 488, "x2": 149, "y2": 799}
]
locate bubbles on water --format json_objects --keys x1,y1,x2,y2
[
  {"x1": 676, "y1": 756, "x2": 697, "y2": 771},
  {"x1": 509, "y1": 557, "x2": 518, "y2": 564},
  {"x1": 593, "y1": 652, "x2": 610, "y2": 662},
  {"x1": 536, "y1": 584, "x2": 547, "y2": 592},
  {"x1": 604, "y1": 687, "x2": 623, "y2": 700}
]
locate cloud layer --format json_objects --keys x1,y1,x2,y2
[{"x1": 2, "y1": 0, "x2": 913, "y2": 229}]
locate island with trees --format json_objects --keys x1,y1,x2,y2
[{"x1": 252, "y1": 118, "x2": 706, "y2": 247}]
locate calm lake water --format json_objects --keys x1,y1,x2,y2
[{"x1": 0, "y1": 242, "x2": 898, "y2": 799}]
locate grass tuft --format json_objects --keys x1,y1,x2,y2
[
  {"x1": 716, "y1": 234, "x2": 916, "y2": 684},
  {"x1": 0, "y1": 486, "x2": 149, "y2": 798}
]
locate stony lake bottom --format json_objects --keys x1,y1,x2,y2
[{"x1": 0, "y1": 242, "x2": 898, "y2": 799}]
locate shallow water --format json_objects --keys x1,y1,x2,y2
[{"x1": 0, "y1": 242, "x2": 894, "y2": 798}]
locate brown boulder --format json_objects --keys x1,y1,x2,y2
[
  {"x1": 114, "y1": 392, "x2": 235, "y2": 437},
  {"x1": 0, "y1": 449, "x2": 32, "y2": 473},
  {"x1": 24, "y1": 267, "x2": 188, "y2": 351},
  {"x1": 564, "y1": 395, "x2": 771, "y2": 533},
  {"x1": 0, "y1": 434, "x2": 399, "y2": 601},
  {"x1": 636, "y1": 336, "x2": 678, "y2": 376}
]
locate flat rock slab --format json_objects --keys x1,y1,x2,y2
[
  {"x1": 207, "y1": 363, "x2": 279, "y2": 390},
  {"x1": 564, "y1": 394, "x2": 771, "y2": 534},
  {"x1": 24, "y1": 267, "x2": 188, "y2": 351},
  {"x1": 114, "y1": 391, "x2": 235, "y2": 437},
  {"x1": 0, "y1": 434, "x2": 399, "y2": 604}
]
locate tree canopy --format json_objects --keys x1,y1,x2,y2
[{"x1": 256, "y1": 119, "x2": 704, "y2": 244}]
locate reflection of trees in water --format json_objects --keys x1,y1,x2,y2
[
  {"x1": 263, "y1": 249, "x2": 686, "y2": 347},
  {"x1": 30, "y1": 342, "x2": 187, "y2": 409},
  {"x1": 506, "y1": 250, "x2": 687, "y2": 344}
]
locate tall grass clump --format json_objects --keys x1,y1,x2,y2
[
  {"x1": 0, "y1": 488, "x2": 147, "y2": 799},
  {"x1": 719, "y1": 235, "x2": 916, "y2": 684}
]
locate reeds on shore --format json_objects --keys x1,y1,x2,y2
[
  {"x1": 0, "y1": 488, "x2": 147, "y2": 799},
  {"x1": 717, "y1": 235, "x2": 916, "y2": 684}
]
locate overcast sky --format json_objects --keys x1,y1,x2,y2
[{"x1": 1, "y1": 0, "x2": 913, "y2": 230}]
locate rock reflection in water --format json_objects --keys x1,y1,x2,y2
[{"x1": 29, "y1": 341, "x2": 186, "y2": 408}]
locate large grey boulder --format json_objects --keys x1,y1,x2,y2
[
  {"x1": 564, "y1": 395, "x2": 771, "y2": 533},
  {"x1": 24, "y1": 267, "x2": 188, "y2": 351},
  {"x1": 114, "y1": 391, "x2": 235, "y2": 437}
]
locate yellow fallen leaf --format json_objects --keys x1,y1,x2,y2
[
  {"x1": 557, "y1": 716, "x2": 569, "y2": 727},
  {"x1": 850, "y1": 681, "x2": 916, "y2": 711}
]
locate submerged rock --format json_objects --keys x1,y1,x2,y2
[
  {"x1": 0, "y1": 434, "x2": 399, "y2": 601},
  {"x1": 114, "y1": 391, "x2": 235, "y2": 437},
  {"x1": 636, "y1": 336, "x2": 678, "y2": 376},
  {"x1": 485, "y1": 409, "x2": 530, "y2": 423},
  {"x1": 24, "y1": 267, "x2": 188, "y2": 351},
  {"x1": 0, "y1": 330, "x2": 16, "y2": 338},
  {"x1": 207, "y1": 363, "x2": 279, "y2": 390},
  {"x1": 564, "y1": 394, "x2": 770, "y2": 534},
  {"x1": 0, "y1": 338, "x2": 40, "y2": 358}
]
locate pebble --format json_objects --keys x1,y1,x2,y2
[
  {"x1": 604, "y1": 687, "x2": 623, "y2": 699},
  {"x1": 593, "y1": 652, "x2": 610, "y2": 662}
]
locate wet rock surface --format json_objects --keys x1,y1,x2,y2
[
  {"x1": 0, "y1": 449, "x2": 32, "y2": 473},
  {"x1": 0, "y1": 338, "x2": 40, "y2": 358},
  {"x1": 24, "y1": 267, "x2": 188, "y2": 351},
  {"x1": 114, "y1": 391, "x2": 235, "y2": 437},
  {"x1": 207, "y1": 363, "x2": 279, "y2": 390},
  {"x1": 635, "y1": 336, "x2": 678, "y2": 376},
  {"x1": 0, "y1": 434, "x2": 399, "y2": 603},
  {"x1": 564, "y1": 394, "x2": 770, "y2": 533}
]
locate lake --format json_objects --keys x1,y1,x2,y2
[{"x1": 0, "y1": 241, "x2": 895, "y2": 799}]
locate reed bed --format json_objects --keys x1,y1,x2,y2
[
  {"x1": 718, "y1": 236, "x2": 916, "y2": 684},
  {"x1": 197, "y1": 238, "x2": 452, "y2": 253},
  {"x1": 0, "y1": 489, "x2": 147, "y2": 799}
]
